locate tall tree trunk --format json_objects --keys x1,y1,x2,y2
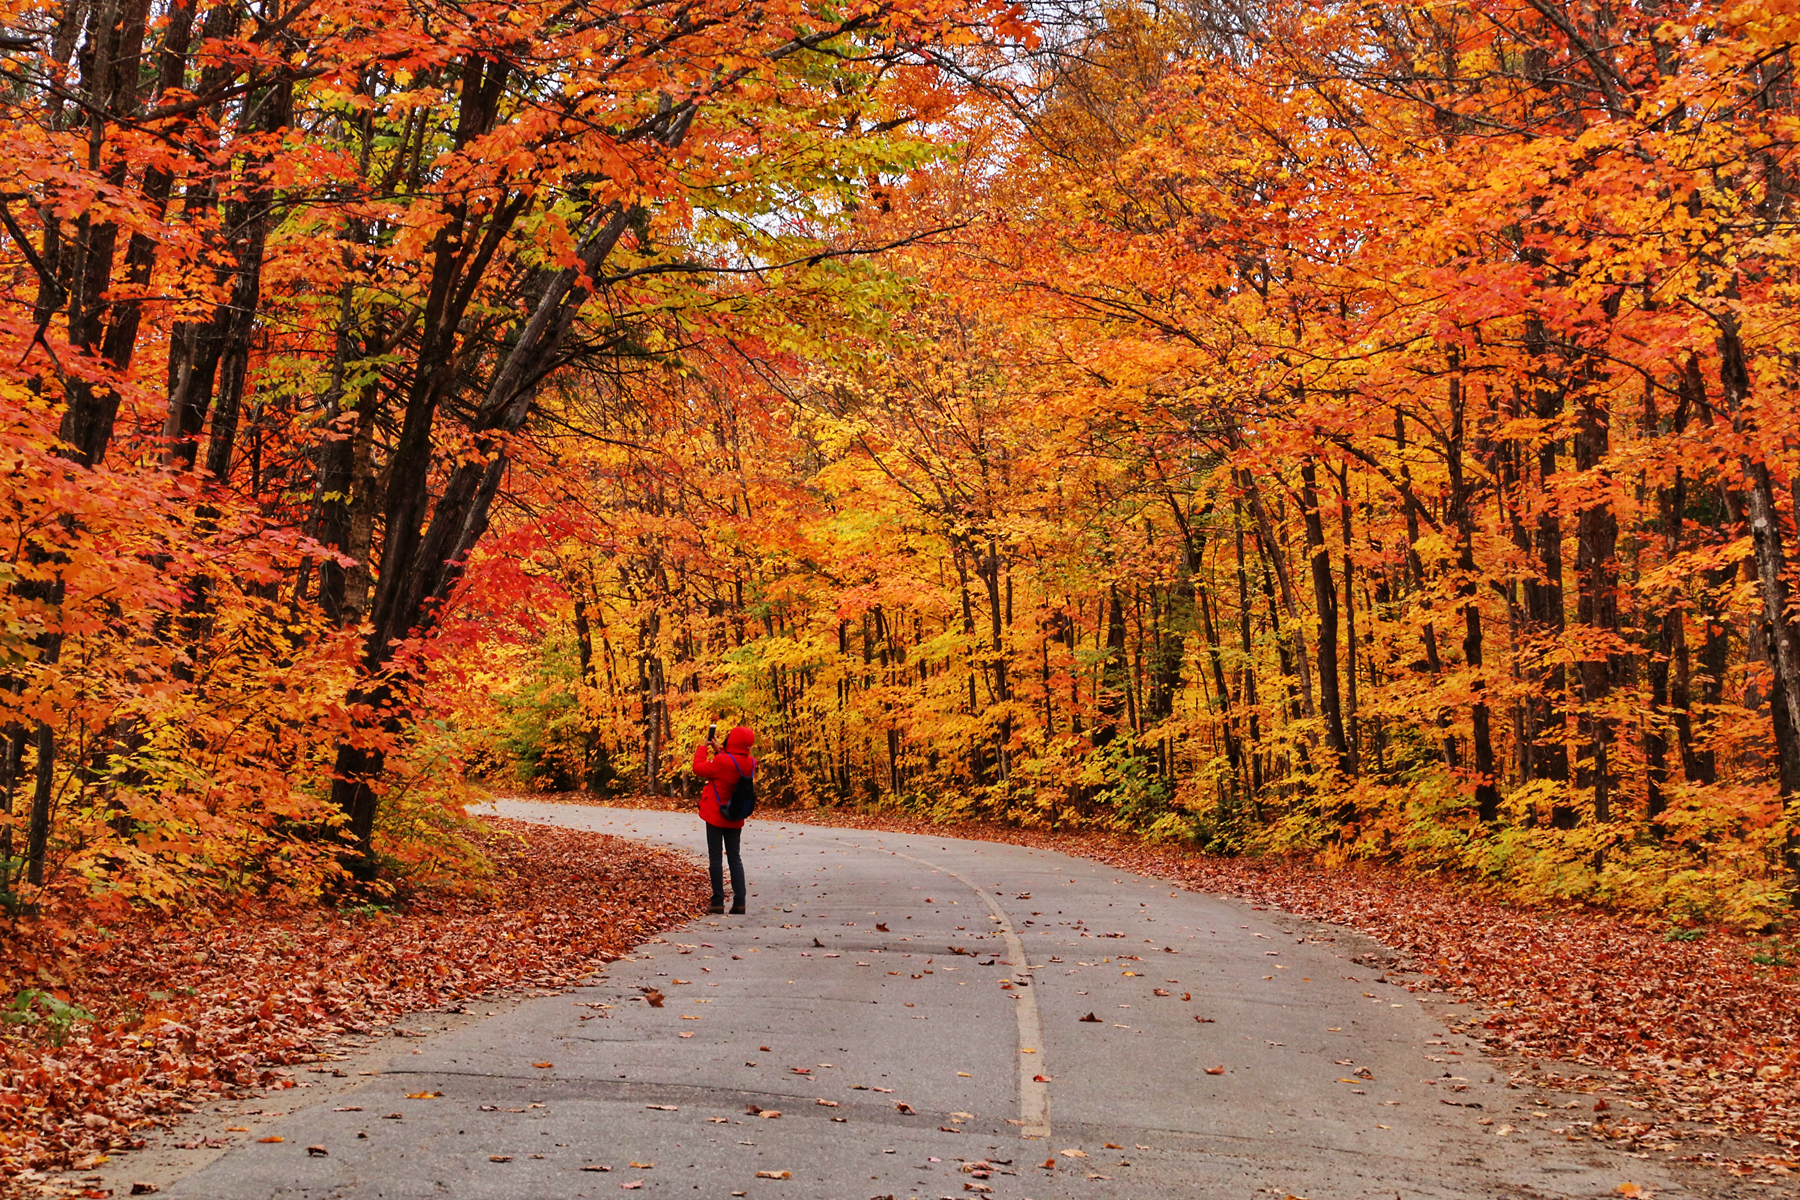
[
  {"x1": 1241, "y1": 469, "x2": 1318, "y2": 726},
  {"x1": 1573, "y1": 393, "x2": 1619, "y2": 826},
  {"x1": 1645, "y1": 382, "x2": 1689, "y2": 830},
  {"x1": 1717, "y1": 322, "x2": 1800, "y2": 867},
  {"x1": 1232, "y1": 506, "x2": 1263, "y2": 798},
  {"x1": 1300, "y1": 458, "x2": 1349, "y2": 775},
  {"x1": 1446, "y1": 375, "x2": 1500, "y2": 824},
  {"x1": 1095, "y1": 584, "x2": 1129, "y2": 749},
  {"x1": 1523, "y1": 326, "x2": 1573, "y2": 799},
  {"x1": 1338, "y1": 463, "x2": 1360, "y2": 774}
]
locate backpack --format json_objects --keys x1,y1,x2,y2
[{"x1": 721, "y1": 752, "x2": 757, "y2": 821}]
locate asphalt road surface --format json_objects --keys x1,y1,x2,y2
[{"x1": 141, "y1": 802, "x2": 1705, "y2": 1199}]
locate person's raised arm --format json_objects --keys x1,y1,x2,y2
[{"x1": 694, "y1": 742, "x2": 721, "y2": 778}]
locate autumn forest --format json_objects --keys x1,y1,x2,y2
[{"x1": 3, "y1": 0, "x2": 1800, "y2": 949}]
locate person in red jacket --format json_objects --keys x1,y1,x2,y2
[{"x1": 693, "y1": 724, "x2": 756, "y2": 914}]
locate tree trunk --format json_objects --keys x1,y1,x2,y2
[
  {"x1": 1717, "y1": 324, "x2": 1800, "y2": 862},
  {"x1": 1572, "y1": 393, "x2": 1619, "y2": 825},
  {"x1": 1300, "y1": 458, "x2": 1349, "y2": 774},
  {"x1": 1445, "y1": 376, "x2": 1500, "y2": 824}
]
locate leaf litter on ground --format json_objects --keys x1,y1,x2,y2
[{"x1": 0, "y1": 818, "x2": 708, "y2": 1190}]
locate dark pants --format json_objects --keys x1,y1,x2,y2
[{"x1": 706, "y1": 823, "x2": 745, "y2": 905}]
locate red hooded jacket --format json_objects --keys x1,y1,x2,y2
[{"x1": 694, "y1": 726, "x2": 757, "y2": 829}]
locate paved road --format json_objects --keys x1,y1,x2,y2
[{"x1": 147, "y1": 803, "x2": 1697, "y2": 1199}]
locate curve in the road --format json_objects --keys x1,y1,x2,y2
[{"x1": 102, "y1": 802, "x2": 1713, "y2": 1200}]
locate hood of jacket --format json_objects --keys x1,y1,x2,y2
[{"x1": 721, "y1": 725, "x2": 756, "y2": 755}]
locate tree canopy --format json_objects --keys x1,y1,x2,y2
[{"x1": 3, "y1": 0, "x2": 1800, "y2": 927}]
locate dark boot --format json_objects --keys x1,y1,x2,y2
[
  {"x1": 729, "y1": 900, "x2": 746, "y2": 915},
  {"x1": 708, "y1": 900, "x2": 725, "y2": 914}
]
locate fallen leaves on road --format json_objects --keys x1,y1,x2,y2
[
  {"x1": 755, "y1": 1169, "x2": 792, "y2": 1179},
  {"x1": 0, "y1": 818, "x2": 707, "y2": 1184},
  {"x1": 1205, "y1": 1065, "x2": 1225, "y2": 1075},
  {"x1": 553, "y1": 795, "x2": 1800, "y2": 1151},
  {"x1": 1079, "y1": 1012, "x2": 1100, "y2": 1022}
]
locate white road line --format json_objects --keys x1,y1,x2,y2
[{"x1": 833, "y1": 838, "x2": 1051, "y2": 1142}]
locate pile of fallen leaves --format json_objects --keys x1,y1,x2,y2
[
  {"x1": 0, "y1": 818, "x2": 708, "y2": 1189},
  {"x1": 538, "y1": 791, "x2": 1800, "y2": 1151}
]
